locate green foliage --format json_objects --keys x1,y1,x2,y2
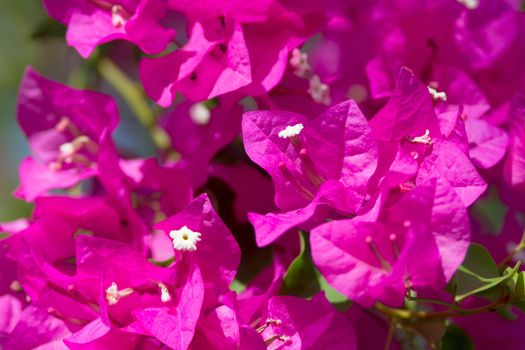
[
  {"x1": 439, "y1": 324, "x2": 474, "y2": 350},
  {"x1": 454, "y1": 243, "x2": 520, "y2": 302},
  {"x1": 281, "y1": 231, "x2": 351, "y2": 310}
]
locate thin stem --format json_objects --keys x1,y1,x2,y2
[
  {"x1": 96, "y1": 57, "x2": 170, "y2": 151},
  {"x1": 405, "y1": 296, "x2": 461, "y2": 311},
  {"x1": 384, "y1": 317, "x2": 396, "y2": 350},
  {"x1": 375, "y1": 296, "x2": 506, "y2": 321}
]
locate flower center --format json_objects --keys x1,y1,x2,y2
[
  {"x1": 278, "y1": 123, "x2": 304, "y2": 139},
  {"x1": 169, "y1": 226, "x2": 202, "y2": 251},
  {"x1": 277, "y1": 124, "x2": 327, "y2": 200},
  {"x1": 49, "y1": 117, "x2": 99, "y2": 171}
]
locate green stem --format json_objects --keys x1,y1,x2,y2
[
  {"x1": 384, "y1": 317, "x2": 396, "y2": 350},
  {"x1": 405, "y1": 296, "x2": 461, "y2": 311},
  {"x1": 375, "y1": 297, "x2": 506, "y2": 321},
  {"x1": 96, "y1": 57, "x2": 170, "y2": 151}
]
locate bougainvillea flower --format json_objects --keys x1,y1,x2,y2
[
  {"x1": 3, "y1": 301, "x2": 71, "y2": 350},
  {"x1": 243, "y1": 100, "x2": 378, "y2": 245},
  {"x1": 464, "y1": 118, "x2": 508, "y2": 169},
  {"x1": 15, "y1": 68, "x2": 120, "y2": 201},
  {"x1": 311, "y1": 178, "x2": 470, "y2": 306},
  {"x1": 258, "y1": 295, "x2": 357, "y2": 349},
  {"x1": 42, "y1": 0, "x2": 175, "y2": 58},
  {"x1": 369, "y1": 68, "x2": 486, "y2": 206},
  {"x1": 209, "y1": 163, "x2": 276, "y2": 223},
  {"x1": 455, "y1": 299, "x2": 525, "y2": 350},
  {"x1": 154, "y1": 193, "x2": 241, "y2": 298},
  {"x1": 160, "y1": 99, "x2": 243, "y2": 187},
  {"x1": 96, "y1": 153, "x2": 194, "y2": 229},
  {"x1": 346, "y1": 304, "x2": 401, "y2": 350},
  {"x1": 504, "y1": 94, "x2": 525, "y2": 192},
  {"x1": 365, "y1": 0, "x2": 519, "y2": 99},
  {"x1": 140, "y1": 1, "x2": 326, "y2": 104}
]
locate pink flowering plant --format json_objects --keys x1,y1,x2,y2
[{"x1": 2, "y1": 0, "x2": 525, "y2": 349}]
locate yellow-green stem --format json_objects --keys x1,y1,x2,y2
[{"x1": 96, "y1": 57, "x2": 170, "y2": 151}]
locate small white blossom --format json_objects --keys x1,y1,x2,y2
[
  {"x1": 169, "y1": 226, "x2": 202, "y2": 251},
  {"x1": 278, "y1": 123, "x2": 304, "y2": 139}
]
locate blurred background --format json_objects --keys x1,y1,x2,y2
[
  {"x1": 0, "y1": 0, "x2": 62, "y2": 221},
  {"x1": 0, "y1": 1, "x2": 77, "y2": 221},
  {"x1": 0, "y1": 1, "x2": 157, "y2": 221}
]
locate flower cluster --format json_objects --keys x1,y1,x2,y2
[{"x1": 1, "y1": 0, "x2": 525, "y2": 349}]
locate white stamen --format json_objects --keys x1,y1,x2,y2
[
  {"x1": 112, "y1": 5, "x2": 127, "y2": 28},
  {"x1": 189, "y1": 103, "x2": 211, "y2": 126},
  {"x1": 289, "y1": 48, "x2": 311, "y2": 77},
  {"x1": 407, "y1": 129, "x2": 433, "y2": 146},
  {"x1": 158, "y1": 282, "x2": 171, "y2": 303},
  {"x1": 457, "y1": 0, "x2": 479, "y2": 9},
  {"x1": 428, "y1": 86, "x2": 447, "y2": 102},
  {"x1": 308, "y1": 75, "x2": 331, "y2": 106},
  {"x1": 278, "y1": 123, "x2": 304, "y2": 139},
  {"x1": 169, "y1": 226, "x2": 202, "y2": 251},
  {"x1": 105, "y1": 282, "x2": 133, "y2": 305}
]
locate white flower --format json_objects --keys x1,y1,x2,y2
[
  {"x1": 278, "y1": 123, "x2": 304, "y2": 139},
  {"x1": 169, "y1": 226, "x2": 202, "y2": 251}
]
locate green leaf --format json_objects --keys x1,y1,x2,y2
[
  {"x1": 455, "y1": 244, "x2": 520, "y2": 302},
  {"x1": 319, "y1": 275, "x2": 352, "y2": 311},
  {"x1": 281, "y1": 232, "x2": 351, "y2": 309},
  {"x1": 439, "y1": 324, "x2": 474, "y2": 350},
  {"x1": 148, "y1": 257, "x2": 174, "y2": 268},
  {"x1": 280, "y1": 231, "x2": 320, "y2": 297},
  {"x1": 510, "y1": 271, "x2": 525, "y2": 313},
  {"x1": 469, "y1": 186, "x2": 506, "y2": 235},
  {"x1": 409, "y1": 319, "x2": 447, "y2": 348},
  {"x1": 31, "y1": 19, "x2": 66, "y2": 39}
]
